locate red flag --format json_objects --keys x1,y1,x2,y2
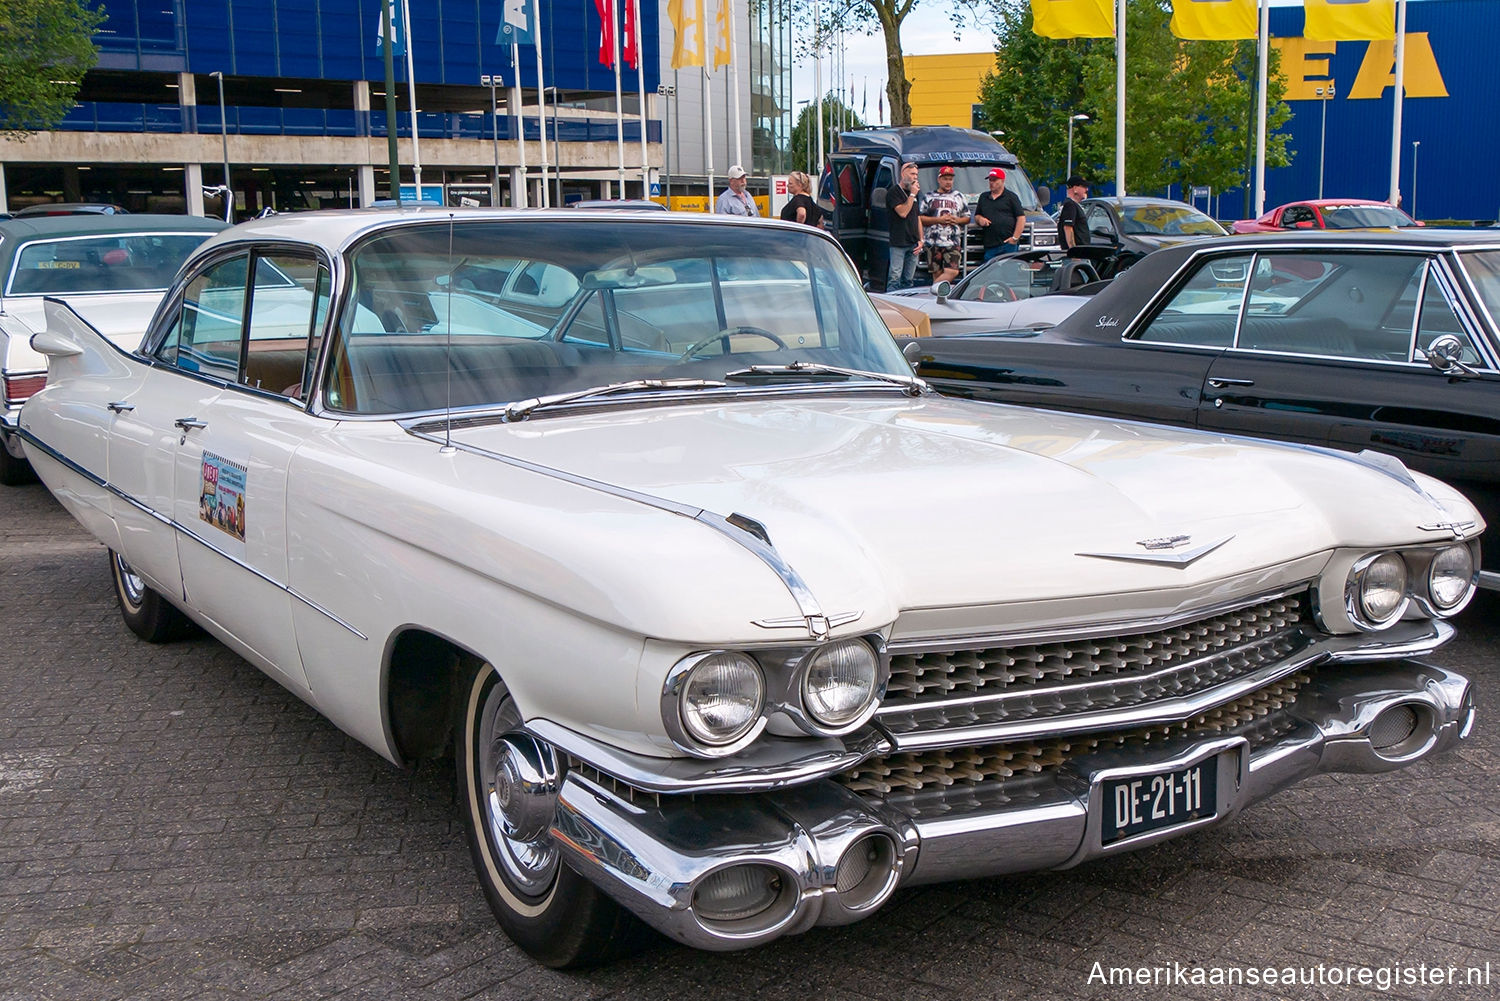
[
  {"x1": 623, "y1": 0, "x2": 639, "y2": 69},
  {"x1": 595, "y1": 0, "x2": 616, "y2": 68}
]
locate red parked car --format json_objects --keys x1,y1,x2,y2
[{"x1": 1231, "y1": 198, "x2": 1421, "y2": 233}]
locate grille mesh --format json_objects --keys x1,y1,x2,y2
[{"x1": 838, "y1": 671, "x2": 1309, "y2": 803}]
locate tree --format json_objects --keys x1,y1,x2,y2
[
  {"x1": 0, "y1": 0, "x2": 104, "y2": 139},
  {"x1": 805, "y1": 0, "x2": 915, "y2": 127},
  {"x1": 790, "y1": 95, "x2": 865, "y2": 175},
  {"x1": 978, "y1": 0, "x2": 1291, "y2": 199}
]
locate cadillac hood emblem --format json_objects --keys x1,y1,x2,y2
[{"x1": 1077, "y1": 534, "x2": 1235, "y2": 567}]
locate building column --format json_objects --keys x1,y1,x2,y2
[
  {"x1": 352, "y1": 80, "x2": 370, "y2": 137},
  {"x1": 0, "y1": 165, "x2": 8, "y2": 215},
  {"x1": 358, "y1": 164, "x2": 376, "y2": 207},
  {"x1": 178, "y1": 71, "x2": 197, "y2": 134},
  {"x1": 185, "y1": 163, "x2": 205, "y2": 216}
]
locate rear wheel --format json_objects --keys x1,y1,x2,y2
[
  {"x1": 455, "y1": 659, "x2": 646, "y2": 968},
  {"x1": 0, "y1": 444, "x2": 36, "y2": 486},
  {"x1": 109, "y1": 550, "x2": 194, "y2": 642}
]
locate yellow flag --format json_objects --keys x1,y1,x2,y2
[
  {"x1": 1031, "y1": 0, "x2": 1114, "y2": 40},
  {"x1": 1170, "y1": 0, "x2": 1257, "y2": 40},
  {"x1": 713, "y1": 0, "x2": 732, "y2": 69},
  {"x1": 1305, "y1": 0, "x2": 1395, "y2": 41},
  {"x1": 668, "y1": 0, "x2": 706, "y2": 68}
]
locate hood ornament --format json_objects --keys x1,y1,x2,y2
[{"x1": 1078, "y1": 534, "x2": 1234, "y2": 568}]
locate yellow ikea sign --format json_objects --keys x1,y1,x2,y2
[{"x1": 1274, "y1": 33, "x2": 1449, "y2": 100}]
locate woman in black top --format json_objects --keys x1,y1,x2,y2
[{"x1": 779, "y1": 171, "x2": 824, "y2": 228}]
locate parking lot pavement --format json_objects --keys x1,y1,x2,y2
[{"x1": 2, "y1": 479, "x2": 1498, "y2": 1001}]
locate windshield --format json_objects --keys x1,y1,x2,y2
[
  {"x1": 1319, "y1": 205, "x2": 1417, "y2": 229},
  {"x1": 1119, "y1": 204, "x2": 1224, "y2": 236},
  {"x1": 7, "y1": 233, "x2": 211, "y2": 296},
  {"x1": 325, "y1": 219, "x2": 911, "y2": 415},
  {"x1": 956, "y1": 254, "x2": 1067, "y2": 301},
  {"x1": 916, "y1": 164, "x2": 1042, "y2": 212}
]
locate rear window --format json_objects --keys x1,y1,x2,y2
[{"x1": 7, "y1": 233, "x2": 210, "y2": 296}]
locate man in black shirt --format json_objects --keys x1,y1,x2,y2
[
  {"x1": 886, "y1": 161, "x2": 923, "y2": 290},
  {"x1": 974, "y1": 168, "x2": 1026, "y2": 261},
  {"x1": 1059, "y1": 174, "x2": 1092, "y2": 249}
]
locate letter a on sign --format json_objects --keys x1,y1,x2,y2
[
  {"x1": 1030, "y1": 0, "x2": 1114, "y2": 40},
  {"x1": 1305, "y1": 0, "x2": 1395, "y2": 41},
  {"x1": 1171, "y1": 0, "x2": 1256, "y2": 41}
]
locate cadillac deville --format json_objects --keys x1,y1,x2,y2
[{"x1": 19, "y1": 209, "x2": 1481, "y2": 968}]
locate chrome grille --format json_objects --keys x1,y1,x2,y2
[
  {"x1": 838, "y1": 673, "x2": 1309, "y2": 816},
  {"x1": 879, "y1": 594, "x2": 1310, "y2": 739}
]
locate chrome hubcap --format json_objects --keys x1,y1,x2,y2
[
  {"x1": 477, "y1": 682, "x2": 559, "y2": 895},
  {"x1": 114, "y1": 553, "x2": 146, "y2": 606}
]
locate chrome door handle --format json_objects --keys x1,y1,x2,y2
[
  {"x1": 1208, "y1": 377, "x2": 1255, "y2": 388},
  {"x1": 173, "y1": 417, "x2": 208, "y2": 431},
  {"x1": 106, "y1": 401, "x2": 135, "y2": 413}
]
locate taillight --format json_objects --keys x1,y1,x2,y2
[{"x1": 3, "y1": 372, "x2": 47, "y2": 405}]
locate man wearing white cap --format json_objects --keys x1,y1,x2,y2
[{"x1": 715, "y1": 166, "x2": 760, "y2": 216}]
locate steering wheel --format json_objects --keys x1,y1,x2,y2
[
  {"x1": 678, "y1": 326, "x2": 789, "y2": 360},
  {"x1": 977, "y1": 283, "x2": 1018, "y2": 303}
]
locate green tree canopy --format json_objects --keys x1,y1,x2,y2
[
  {"x1": 790, "y1": 95, "x2": 865, "y2": 176},
  {"x1": 0, "y1": 0, "x2": 104, "y2": 138},
  {"x1": 978, "y1": 0, "x2": 1290, "y2": 203}
]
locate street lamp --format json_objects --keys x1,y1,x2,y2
[
  {"x1": 480, "y1": 74, "x2": 501, "y2": 207},
  {"x1": 657, "y1": 83, "x2": 676, "y2": 202},
  {"x1": 1316, "y1": 83, "x2": 1335, "y2": 199},
  {"x1": 1066, "y1": 114, "x2": 1089, "y2": 182},
  {"x1": 1411, "y1": 140, "x2": 1421, "y2": 219},
  {"x1": 544, "y1": 87, "x2": 563, "y2": 206},
  {"x1": 209, "y1": 71, "x2": 232, "y2": 222}
]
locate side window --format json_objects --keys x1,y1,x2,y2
[
  {"x1": 837, "y1": 164, "x2": 860, "y2": 206},
  {"x1": 1281, "y1": 206, "x2": 1314, "y2": 228},
  {"x1": 1085, "y1": 204, "x2": 1114, "y2": 238},
  {"x1": 155, "y1": 255, "x2": 248, "y2": 380},
  {"x1": 1414, "y1": 272, "x2": 1482, "y2": 367},
  {"x1": 1240, "y1": 253, "x2": 1423, "y2": 359},
  {"x1": 508, "y1": 260, "x2": 579, "y2": 308},
  {"x1": 1134, "y1": 254, "x2": 1252, "y2": 347},
  {"x1": 243, "y1": 254, "x2": 327, "y2": 398},
  {"x1": 558, "y1": 291, "x2": 610, "y2": 346},
  {"x1": 872, "y1": 164, "x2": 894, "y2": 208}
]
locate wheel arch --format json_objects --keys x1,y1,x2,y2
[{"x1": 383, "y1": 626, "x2": 487, "y2": 766}]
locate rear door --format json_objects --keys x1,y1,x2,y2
[{"x1": 829, "y1": 155, "x2": 869, "y2": 277}]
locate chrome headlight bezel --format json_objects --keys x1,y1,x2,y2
[
  {"x1": 661, "y1": 651, "x2": 768, "y2": 757},
  {"x1": 796, "y1": 638, "x2": 887, "y2": 733},
  {"x1": 1414, "y1": 541, "x2": 1480, "y2": 617},
  {"x1": 1344, "y1": 551, "x2": 1410, "y2": 630}
]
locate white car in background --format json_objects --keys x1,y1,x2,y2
[
  {"x1": 0, "y1": 213, "x2": 225, "y2": 482},
  {"x1": 20, "y1": 209, "x2": 1481, "y2": 968}
]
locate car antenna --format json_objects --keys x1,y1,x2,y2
[{"x1": 441, "y1": 212, "x2": 456, "y2": 454}]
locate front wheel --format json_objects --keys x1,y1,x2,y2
[
  {"x1": 455, "y1": 660, "x2": 646, "y2": 968},
  {"x1": 109, "y1": 550, "x2": 194, "y2": 642}
]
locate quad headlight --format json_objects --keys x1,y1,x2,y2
[
  {"x1": 1427, "y1": 544, "x2": 1476, "y2": 612},
  {"x1": 801, "y1": 638, "x2": 882, "y2": 729},
  {"x1": 666, "y1": 652, "x2": 766, "y2": 752},
  {"x1": 1354, "y1": 552, "x2": 1409, "y2": 626}
]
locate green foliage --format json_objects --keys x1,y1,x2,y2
[
  {"x1": 790, "y1": 95, "x2": 866, "y2": 175},
  {"x1": 978, "y1": 0, "x2": 1290, "y2": 198},
  {"x1": 0, "y1": 0, "x2": 105, "y2": 138}
]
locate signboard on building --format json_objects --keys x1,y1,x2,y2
[{"x1": 399, "y1": 184, "x2": 446, "y2": 206}]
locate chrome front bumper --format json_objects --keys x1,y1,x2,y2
[{"x1": 543, "y1": 659, "x2": 1473, "y2": 952}]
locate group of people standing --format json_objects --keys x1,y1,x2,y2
[
  {"x1": 883, "y1": 163, "x2": 1034, "y2": 291},
  {"x1": 715, "y1": 162, "x2": 1094, "y2": 293}
]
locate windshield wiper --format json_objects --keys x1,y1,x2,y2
[
  {"x1": 503, "y1": 378, "x2": 728, "y2": 421},
  {"x1": 723, "y1": 361, "x2": 928, "y2": 396}
]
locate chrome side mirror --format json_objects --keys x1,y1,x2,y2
[
  {"x1": 1426, "y1": 334, "x2": 1477, "y2": 375},
  {"x1": 902, "y1": 339, "x2": 923, "y2": 371},
  {"x1": 933, "y1": 280, "x2": 952, "y2": 303}
]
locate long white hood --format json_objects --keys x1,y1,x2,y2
[{"x1": 444, "y1": 393, "x2": 1480, "y2": 633}]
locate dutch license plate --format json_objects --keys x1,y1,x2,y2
[{"x1": 1102, "y1": 760, "x2": 1218, "y2": 844}]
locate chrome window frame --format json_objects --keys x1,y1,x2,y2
[{"x1": 1448, "y1": 247, "x2": 1500, "y2": 369}]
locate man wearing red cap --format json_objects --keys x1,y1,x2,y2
[
  {"x1": 919, "y1": 166, "x2": 970, "y2": 285},
  {"x1": 974, "y1": 167, "x2": 1026, "y2": 261}
]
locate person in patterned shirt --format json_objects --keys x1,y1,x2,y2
[{"x1": 918, "y1": 166, "x2": 971, "y2": 285}]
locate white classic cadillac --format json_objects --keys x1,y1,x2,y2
[{"x1": 20, "y1": 209, "x2": 1482, "y2": 967}]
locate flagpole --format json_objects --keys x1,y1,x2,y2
[
  {"x1": 532, "y1": 0, "x2": 550, "y2": 207},
  {"x1": 612, "y1": 0, "x2": 626, "y2": 193},
  {"x1": 814, "y1": 2, "x2": 824, "y2": 175},
  {"x1": 633, "y1": 0, "x2": 649, "y2": 193},
  {"x1": 1115, "y1": 0, "x2": 1126, "y2": 197},
  {"x1": 704, "y1": 64, "x2": 715, "y2": 207},
  {"x1": 1389, "y1": 0, "x2": 1407, "y2": 206},
  {"x1": 729, "y1": 0, "x2": 743, "y2": 168},
  {"x1": 1254, "y1": 0, "x2": 1268, "y2": 216},
  {"x1": 511, "y1": 43, "x2": 527, "y2": 208},
  {"x1": 401, "y1": 0, "x2": 421, "y2": 195}
]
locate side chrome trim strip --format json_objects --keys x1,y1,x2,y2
[
  {"x1": 1479, "y1": 570, "x2": 1500, "y2": 592},
  {"x1": 17, "y1": 427, "x2": 366, "y2": 640},
  {"x1": 402, "y1": 425, "x2": 833, "y2": 638}
]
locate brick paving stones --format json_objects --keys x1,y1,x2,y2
[{"x1": 2, "y1": 482, "x2": 1496, "y2": 1000}]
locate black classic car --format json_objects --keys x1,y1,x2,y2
[{"x1": 908, "y1": 230, "x2": 1500, "y2": 587}]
